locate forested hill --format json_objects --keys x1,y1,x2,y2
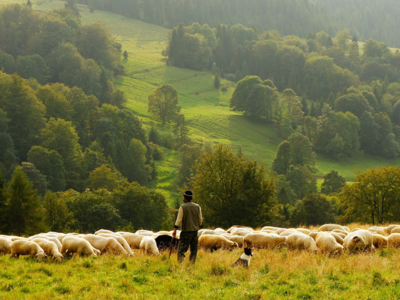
[{"x1": 79, "y1": 0, "x2": 400, "y2": 48}]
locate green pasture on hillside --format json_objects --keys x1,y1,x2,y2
[{"x1": 3, "y1": 0, "x2": 400, "y2": 203}]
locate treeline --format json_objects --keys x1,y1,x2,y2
[
  {"x1": 0, "y1": 4, "x2": 124, "y2": 103},
  {"x1": 80, "y1": 0, "x2": 400, "y2": 48},
  {"x1": 165, "y1": 23, "x2": 400, "y2": 98},
  {"x1": 80, "y1": 0, "x2": 335, "y2": 38},
  {"x1": 0, "y1": 167, "x2": 169, "y2": 235},
  {"x1": 317, "y1": 0, "x2": 400, "y2": 47}
]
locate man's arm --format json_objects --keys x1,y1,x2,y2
[{"x1": 173, "y1": 206, "x2": 183, "y2": 237}]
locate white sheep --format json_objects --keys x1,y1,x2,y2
[
  {"x1": 139, "y1": 236, "x2": 160, "y2": 255},
  {"x1": 329, "y1": 232, "x2": 344, "y2": 245},
  {"x1": 82, "y1": 235, "x2": 129, "y2": 256},
  {"x1": 199, "y1": 235, "x2": 238, "y2": 251},
  {"x1": 243, "y1": 233, "x2": 286, "y2": 250},
  {"x1": 229, "y1": 236, "x2": 244, "y2": 248},
  {"x1": 32, "y1": 238, "x2": 63, "y2": 262},
  {"x1": 296, "y1": 228, "x2": 311, "y2": 235},
  {"x1": 95, "y1": 229, "x2": 115, "y2": 235},
  {"x1": 343, "y1": 230, "x2": 374, "y2": 253},
  {"x1": 97, "y1": 233, "x2": 134, "y2": 256},
  {"x1": 0, "y1": 237, "x2": 12, "y2": 255},
  {"x1": 388, "y1": 233, "x2": 400, "y2": 248},
  {"x1": 315, "y1": 232, "x2": 344, "y2": 255},
  {"x1": 286, "y1": 233, "x2": 319, "y2": 252},
  {"x1": 231, "y1": 228, "x2": 254, "y2": 237},
  {"x1": 10, "y1": 240, "x2": 46, "y2": 260},
  {"x1": 390, "y1": 227, "x2": 400, "y2": 234},
  {"x1": 318, "y1": 224, "x2": 347, "y2": 232},
  {"x1": 368, "y1": 227, "x2": 386, "y2": 236},
  {"x1": 279, "y1": 229, "x2": 299, "y2": 237},
  {"x1": 122, "y1": 233, "x2": 144, "y2": 249},
  {"x1": 385, "y1": 225, "x2": 400, "y2": 235},
  {"x1": 61, "y1": 236, "x2": 98, "y2": 257},
  {"x1": 372, "y1": 234, "x2": 388, "y2": 249}
]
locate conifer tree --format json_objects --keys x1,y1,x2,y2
[
  {"x1": 6, "y1": 167, "x2": 46, "y2": 235},
  {"x1": 123, "y1": 50, "x2": 128, "y2": 60}
]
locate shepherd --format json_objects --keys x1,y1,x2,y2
[{"x1": 172, "y1": 191, "x2": 203, "y2": 263}]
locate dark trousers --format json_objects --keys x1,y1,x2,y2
[{"x1": 177, "y1": 231, "x2": 198, "y2": 263}]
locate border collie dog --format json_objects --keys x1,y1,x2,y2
[{"x1": 232, "y1": 248, "x2": 253, "y2": 268}]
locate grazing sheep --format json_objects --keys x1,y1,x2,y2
[
  {"x1": 286, "y1": 234, "x2": 319, "y2": 252},
  {"x1": 329, "y1": 232, "x2": 344, "y2": 245},
  {"x1": 275, "y1": 228, "x2": 288, "y2": 234},
  {"x1": 315, "y1": 232, "x2": 344, "y2": 255},
  {"x1": 97, "y1": 233, "x2": 134, "y2": 256},
  {"x1": 10, "y1": 240, "x2": 46, "y2": 260},
  {"x1": 244, "y1": 233, "x2": 286, "y2": 250},
  {"x1": 122, "y1": 233, "x2": 144, "y2": 249},
  {"x1": 296, "y1": 228, "x2": 311, "y2": 235},
  {"x1": 332, "y1": 229, "x2": 348, "y2": 236},
  {"x1": 385, "y1": 225, "x2": 400, "y2": 235},
  {"x1": 308, "y1": 231, "x2": 319, "y2": 240},
  {"x1": 135, "y1": 230, "x2": 154, "y2": 236},
  {"x1": 351, "y1": 228, "x2": 362, "y2": 232},
  {"x1": 229, "y1": 236, "x2": 244, "y2": 248},
  {"x1": 82, "y1": 235, "x2": 129, "y2": 256},
  {"x1": 227, "y1": 225, "x2": 253, "y2": 233},
  {"x1": 140, "y1": 236, "x2": 160, "y2": 255},
  {"x1": 95, "y1": 229, "x2": 115, "y2": 235},
  {"x1": 231, "y1": 228, "x2": 254, "y2": 237},
  {"x1": 372, "y1": 234, "x2": 388, "y2": 249},
  {"x1": 390, "y1": 227, "x2": 400, "y2": 234},
  {"x1": 32, "y1": 238, "x2": 63, "y2": 262},
  {"x1": 61, "y1": 236, "x2": 98, "y2": 257},
  {"x1": 318, "y1": 224, "x2": 347, "y2": 232},
  {"x1": 343, "y1": 230, "x2": 375, "y2": 253},
  {"x1": 157, "y1": 231, "x2": 172, "y2": 236},
  {"x1": 200, "y1": 230, "x2": 220, "y2": 236},
  {"x1": 261, "y1": 226, "x2": 280, "y2": 231},
  {"x1": 0, "y1": 237, "x2": 12, "y2": 255},
  {"x1": 199, "y1": 235, "x2": 239, "y2": 251},
  {"x1": 388, "y1": 233, "x2": 400, "y2": 248},
  {"x1": 368, "y1": 227, "x2": 386, "y2": 236},
  {"x1": 279, "y1": 229, "x2": 299, "y2": 237}
]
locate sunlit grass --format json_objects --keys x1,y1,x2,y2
[{"x1": 2, "y1": 243, "x2": 400, "y2": 299}]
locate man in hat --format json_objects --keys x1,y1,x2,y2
[{"x1": 172, "y1": 191, "x2": 202, "y2": 263}]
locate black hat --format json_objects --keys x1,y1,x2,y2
[{"x1": 183, "y1": 191, "x2": 193, "y2": 201}]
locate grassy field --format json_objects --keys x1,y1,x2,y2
[
  {"x1": 3, "y1": 243, "x2": 400, "y2": 299},
  {"x1": 4, "y1": 0, "x2": 400, "y2": 202}
]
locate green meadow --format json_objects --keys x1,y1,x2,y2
[
  {"x1": 2, "y1": 247, "x2": 400, "y2": 300},
  {"x1": 4, "y1": 0, "x2": 400, "y2": 203}
]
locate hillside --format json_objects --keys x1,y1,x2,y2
[{"x1": 10, "y1": 0, "x2": 400, "y2": 204}]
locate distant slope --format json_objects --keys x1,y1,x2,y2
[{"x1": 4, "y1": 0, "x2": 400, "y2": 203}]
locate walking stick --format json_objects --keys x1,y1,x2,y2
[{"x1": 169, "y1": 236, "x2": 175, "y2": 259}]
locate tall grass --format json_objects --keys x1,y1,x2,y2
[{"x1": 2, "y1": 246, "x2": 400, "y2": 299}]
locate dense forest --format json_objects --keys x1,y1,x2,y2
[{"x1": 81, "y1": 0, "x2": 400, "y2": 47}]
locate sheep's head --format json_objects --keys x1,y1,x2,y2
[
  {"x1": 334, "y1": 245, "x2": 344, "y2": 256},
  {"x1": 54, "y1": 253, "x2": 63, "y2": 263},
  {"x1": 36, "y1": 251, "x2": 46, "y2": 261},
  {"x1": 352, "y1": 236, "x2": 361, "y2": 243}
]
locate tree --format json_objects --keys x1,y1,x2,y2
[
  {"x1": 26, "y1": 0, "x2": 32, "y2": 8},
  {"x1": 230, "y1": 76, "x2": 278, "y2": 121},
  {"x1": 272, "y1": 141, "x2": 290, "y2": 175},
  {"x1": 302, "y1": 193, "x2": 336, "y2": 225},
  {"x1": 192, "y1": 145, "x2": 276, "y2": 228},
  {"x1": 21, "y1": 162, "x2": 47, "y2": 196},
  {"x1": 43, "y1": 191, "x2": 72, "y2": 232},
  {"x1": 339, "y1": 167, "x2": 400, "y2": 224},
  {"x1": 123, "y1": 50, "x2": 128, "y2": 60},
  {"x1": 112, "y1": 182, "x2": 169, "y2": 231},
  {"x1": 5, "y1": 167, "x2": 46, "y2": 235},
  {"x1": 148, "y1": 84, "x2": 180, "y2": 125},
  {"x1": 175, "y1": 144, "x2": 202, "y2": 188},
  {"x1": 0, "y1": 169, "x2": 7, "y2": 232},
  {"x1": 287, "y1": 132, "x2": 316, "y2": 167},
  {"x1": 86, "y1": 203, "x2": 123, "y2": 232},
  {"x1": 27, "y1": 146, "x2": 67, "y2": 192},
  {"x1": 40, "y1": 118, "x2": 81, "y2": 172},
  {"x1": 121, "y1": 139, "x2": 151, "y2": 185},
  {"x1": 280, "y1": 89, "x2": 304, "y2": 125},
  {"x1": 381, "y1": 133, "x2": 400, "y2": 159},
  {"x1": 87, "y1": 164, "x2": 126, "y2": 191},
  {"x1": 359, "y1": 111, "x2": 378, "y2": 155},
  {"x1": 286, "y1": 165, "x2": 317, "y2": 199},
  {"x1": 174, "y1": 114, "x2": 190, "y2": 147},
  {"x1": 214, "y1": 74, "x2": 221, "y2": 89},
  {"x1": 321, "y1": 170, "x2": 346, "y2": 195},
  {"x1": 334, "y1": 92, "x2": 371, "y2": 118}
]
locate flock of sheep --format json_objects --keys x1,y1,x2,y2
[{"x1": 1, "y1": 224, "x2": 400, "y2": 262}]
